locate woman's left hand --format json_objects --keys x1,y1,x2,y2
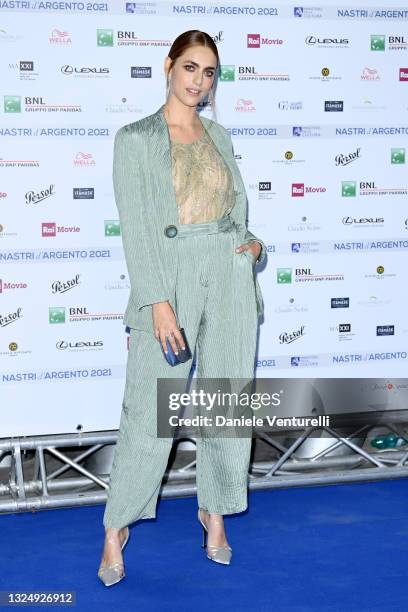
[{"x1": 235, "y1": 240, "x2": 261, "y2": 262}]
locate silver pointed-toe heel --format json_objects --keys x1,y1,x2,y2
[
  {"x1": 98, "y1": 526, "x2": 130, "y2": 587},
  {"x1": 197, "y1": 508, "x2": 232, "y2": 565}
]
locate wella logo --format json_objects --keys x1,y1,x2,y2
[
  {"x1": 361, "y1": 67, "x2": 380, "y2": 81},
  {"x1": 74, "y1": 152, "x2": 95, "y2": 167},
  {"x1": 235, "y1": 98, "x2": 255, "y2": 112},
  {"x1": 49, "y1": 29, "x2": 72, "y2": 44}
]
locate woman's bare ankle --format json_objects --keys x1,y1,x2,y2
[{"x1": 104, "y1": 526, "x2": 128, "y2": 544}]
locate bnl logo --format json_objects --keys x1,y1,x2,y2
[
  {"x1": 371, "y1": 35, "x2": 385, "y2": 51},
  {"x1": 49, "y1": 307, "x2": 65, "y2": 324},
  {"x1": 4, "y1": 96, "x2": 21, "y2": 113},
  {"x1": 97, "y1": 29, "x2": 114, "y2": 46},
  {"x1": 341, "y1": 182, "x2": 356, "y2": 197},
  {"x1": 277, "y1": 268, "x2": 292, "y2": 284},
  {"x1": 391, "y1": 148, "x2": 405, "y2": 164},
  {"x1": 104, "y1": 220, "x2": 120, "y2": 236}
]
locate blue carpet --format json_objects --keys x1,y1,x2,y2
[{"x1": 1, "y1": 479, "x2": 407, "y2": 612}]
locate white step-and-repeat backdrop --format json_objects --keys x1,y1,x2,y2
[{"x1": 1, "y1": 0, "x2": 407, "y2": 436}]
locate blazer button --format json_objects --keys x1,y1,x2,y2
[{"x1": 164, "y1": 225, "x2": 178, "y2": 238}]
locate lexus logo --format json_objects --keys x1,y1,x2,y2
[
  {"x1": 342, "y1": 216, "x2": 384, "y2": 225},
  {"x1": 61, "y1": 65, "x2": 110, "y2": 75}
]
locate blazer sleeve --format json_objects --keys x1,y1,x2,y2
[
  {"x1": 220, "y1": 126, "x2": 267, "y2": 265},
  {"x1": 113, "y1": 125, "x2": 171, "y2": 311}
]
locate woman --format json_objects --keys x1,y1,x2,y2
[{"x1": 98, "y1": 30, "x2": 266, "y2": 586}]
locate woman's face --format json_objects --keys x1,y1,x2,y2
[{"x1": 165, "y1": 45, "x2": 217, "y2": 108}]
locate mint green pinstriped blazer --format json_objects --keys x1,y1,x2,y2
[{"x1": 113, "y1": 103, "x2": 266, "y2": 332}]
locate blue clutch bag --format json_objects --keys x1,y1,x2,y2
[{"x1": 162, "y1": 327, "x2": 192, "y2": 366}]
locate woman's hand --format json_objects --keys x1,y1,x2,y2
[
  {"x1": 152, "y1": 301, "x2": 186, "y2": 356},
  {"x1": 235, "y1": 240, "x2": 261, "y2": 262}
]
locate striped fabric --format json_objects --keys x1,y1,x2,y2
[
  {"x1": 103, "y1": 221, "x2": 259, "y2": 529},
  {"x1": 111, "y1": 104, "x2": 266, "y2": 334}
]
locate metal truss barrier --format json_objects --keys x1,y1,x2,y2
[{"x1": 1, "y1": 421, "x2": 408, "y2": 515}]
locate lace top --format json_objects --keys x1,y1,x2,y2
[{"x1": 170, "y1": 127, "x2": 235, "y2": 224}]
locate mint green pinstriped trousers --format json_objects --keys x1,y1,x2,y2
[{"x1": 103, "y1": 218, "x2": 259, "y2": 529}]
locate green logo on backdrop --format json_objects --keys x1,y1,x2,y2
[
  {"x1": 49, "y1": 307, "x2": 65, "y2": 324},
  {"x1": 220, "y1": 65, "x2": 235, "y2": 82},
  {"x1": 391, "y1": 148, "x2": 405, "y2": 164},
  {"x1": 104, "y1": 220, "x2": 120, "y2": 236},
  {"x1": 4, "y1": 96, "x2": 21, "y2": 113},
  {"x1": 342, "y1": 181, "x2": 357, "y2": 197},
  {"x1": 277, "y1": 268, "x2": 292, "y2": 284},
  {"x1": 370, "y1": 35, "x2": 385, "y2": 51},
  {"x1": 97, "y1": 29, "x2": 113, "y2": 47}
]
